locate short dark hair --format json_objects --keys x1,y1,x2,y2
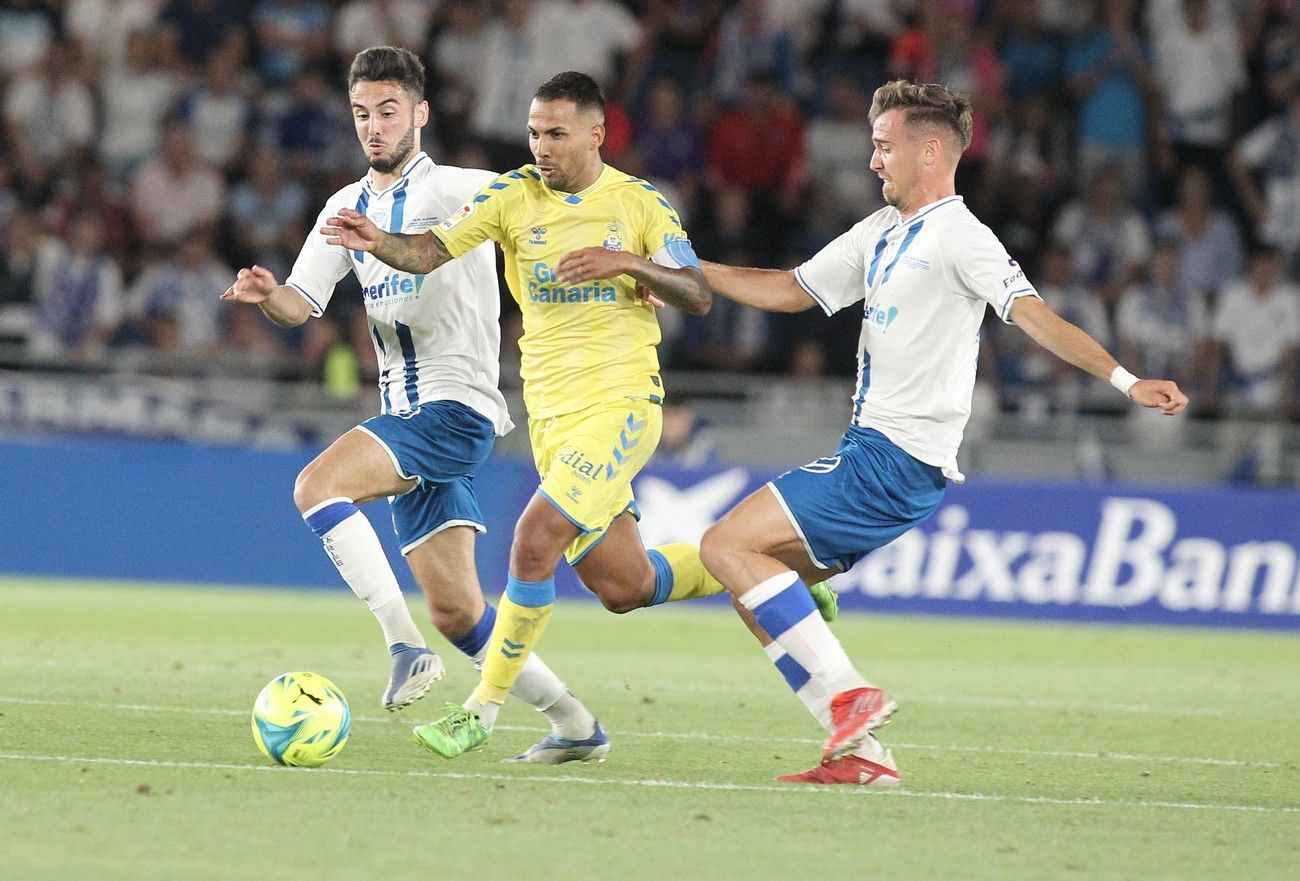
[
  {"x1": 869, "y1": 80, "x2": 973, "y2": 152},
  {"x1": 534, "y1": 71, "x2": 605, "y2": 119},
  {"x1": 348, "y1": 46, "x2": 425, "y2": 100}
]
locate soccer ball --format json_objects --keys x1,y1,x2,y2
[{"x1": 251, "y1": 672, "x2": 350, "y2": 767}]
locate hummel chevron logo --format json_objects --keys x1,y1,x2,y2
[
  {"x1": 500, "y1": 637, "x2": 524, "y2": 660},
  {"x1": 503, "y1": 638, "x2": 524, "y2": 650},
  {"x1": 626, "y1": 413, "x2": 646, "y2": 432}
]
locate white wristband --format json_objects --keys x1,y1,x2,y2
[{"x1": 1110, "y1": 366, "x2": 1140, "y2": 398}]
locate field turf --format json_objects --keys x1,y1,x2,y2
[{"x1": 1, "y1": 578, "x2": 1296, "y2": 881}]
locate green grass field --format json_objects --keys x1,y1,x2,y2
[{"x1": 1, "y1": 578, "x2": 1297, "y2": 881}]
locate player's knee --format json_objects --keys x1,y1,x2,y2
[
  {"x1": 698, "y1": 524, "x2": 734, "y2": 576},
  {"x1": 292, "y1": 462, "x2": 327, "y2": 514}
]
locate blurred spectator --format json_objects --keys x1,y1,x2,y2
[
  {"x1": 3, "y1": 42, "x2": 96, "y2": 187},
  {"x1": 0, "y1": 0, "x2": 56, "y2": 77},
  {"x1": 228, "y1": 146, "x2": 309, "y2": 265},
  {"x1": 98, "y1": 29, "x2": 178, "y2": 183},
  {"x1": 274, "y1": 68, "x2": 353, "y2": 177},
  {"x1": 1261, "y1": 9, "x2": 1300, "y2": 109},
  {"x1": 1051, "y1": 164, "x2": 1151, "y2": 307},
  {"x1": 996, "y1": 0, "x2": 1064, "y2": 102},
  {"x1": 429, "y1": 0, "x2": 491, "y2": 153},
  {"x1": 1149, "y1": 0, "x2": 1246, "y2": 185},
  {"x1": 1229, "y1": 87, "x2": 1300, "y2": 268},
  {"x1": 0, "y1": 211, "x2": 40, "y2": 346},
  {"x1": 984, "y1": 92, "x2": 1070, "y2": 213},
  {"x1": 469, "y1": 0, "x2": 542, "y2": 170},
  {"x1": 333, "y1": 0, "x2": 430, "y2": 66},
  {"x1": 253, "y1": 0, "x2": 331, "y2": 87},
  {"x1": 1154, "y1": 164, "x2": 1243, "y2": 302},
  {"x1": 130, "y1": 121, "x2": 225, "y2": 248},
  {"x1": 1116, "y1": 238, "x2": 1211, "y2": 389},
  {"x1": 806, "y1": 74, "x2": 876, "y2": 225},
  {"x1": 633, "y1": 76, "x2": 703, "y2": 214},
  {"x1": 42, "y1": 160, "x2": 134, "y2": 263},
  {"x1": 125, "y1": 231, "x2": 233, "y2": 353},
  {"x1": 654, "y1": 402, "x2": 720, "y2": 469},
  {"x1": 707, "y1": 71, "x2": 806, "y2": 207},
  {"x1": 65, "y1": 0, "x2": 162, "y2": 72},
  {"x1": 175, "y1": 48, "x2": 257, "y2": 173},
  {"x1": 711, "y1": 0, "x2": 798, "y2": 105},
  {"x1": 533, "y1": 0, "x2": 646, "y2": 98},
  {"x1": 638, "y1": 0, "x2": 723, "y2": 98},
  {"x1": 1205, "y1": 245, "x2": 1300, "y2": 416},
  {"x1": 29, "y1": 214, "x2": 125, "y2": 360},
  {"x1": 1063, "y1": 0, "x2": 1158, "y2": 197},
  {"x1": 159, "y1": 0, "x2": 248, "y2": 73}
]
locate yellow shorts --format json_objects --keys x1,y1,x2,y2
[{"x1": 529, "y1": 396, "x2": 663, "y2": 564}]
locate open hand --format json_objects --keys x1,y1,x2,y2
[
  {"x1": 557, "y1": 246, "x2": 633, "y2": 284},
  {"x1": 321, "y1": 207, "x2": 383, "y2": 252}
]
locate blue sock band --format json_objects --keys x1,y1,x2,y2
[
  {"x1": 505, "y1": 575, "x2": 555, "y2": 608},
  {"x1": 751, "y1": 584, "x2": 818, "y2": 640},
  {"x1": 451, "y1": 604, "x2": 497, "y2": 656},
  {"x1": 304, "y1": 500, "x2": 358, "y2": 537},
  {"x1": 774, "y1": 652, "x2": 812, "y2": 693},
  {"x1": 647, "y1": 549, "x2": 674, "y2": 606}
]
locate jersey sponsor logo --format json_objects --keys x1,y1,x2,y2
[
  {"x1": 363, "y1": 271, "x2": 425, "y2": 304},
  {"x1": 864, "y1": 303, "x2": 900, "y2": 335},
  {"x1": 1002, "y1": 259, "x2": 1026, "y2": 288},
  {"x1": 558, "y1": 446, "x2": 603, "y2": 483},
  {"x1": 439, "y1": 202, "x2": 474, "y2": 231},
  {"x1": 529, "y1": 226, "x2": 548, "y2": 245},
  {"x1": 527, "y1": 262, "x2": 617, "y2": 304}
]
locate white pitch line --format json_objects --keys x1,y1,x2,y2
[
  {"x1": 0, "y1": 752, "x2": 1293, "y2": 815},
  {"x1": 0, "y1": 695, "x2": 1285, "y2": 770}
]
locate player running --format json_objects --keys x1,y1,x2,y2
[
  {"x1": 697, "y1": 80, "x2": 1189, "y2": 785},
  {"x1": 221, "y1": 47, "x2": 602, "y2": 758},
  {"x1": 323, "y1": 71, "x2": 833, "y2": 762}
]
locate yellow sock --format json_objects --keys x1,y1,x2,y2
[
  {"x1": 648, "y1": 542, "x2": 727, "y2": 604},
  {"x1": 473, "y1": 577, "x2": 554, "y2": 711}
]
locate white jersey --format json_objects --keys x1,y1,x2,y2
[
  {"x1": 795, "y1": 196, "x2": 1040, "y2": 482},
  {"x1": 287, "y1": 152, "x2": 512, "y2": 434}
]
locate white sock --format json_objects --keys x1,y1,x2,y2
[
  {"x1": 470, "y1": 645, "x2": 591, "y2": 736},
  {"x1": 763, "y1": 641, "x2": 832, "y2": 730},
  {"x1": 305, "y1": 499, "x2": 425, "y2": 649},
  {"x1": 741, "y1": 573, "x2": 867, "y2": 696}
]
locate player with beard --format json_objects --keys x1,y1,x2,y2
[{"x1": 220, "y1": 47, "x2": 603, "y2": 758}]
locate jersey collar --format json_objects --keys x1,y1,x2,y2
[
  {"x1": 544, "y1": 164, "x2": 612, "y2": 205},
  {"x1": 893, "y1": 195, "x2": 963, "y2": 227},
  {"x1": 363, "y1": 151, "x2": 432, "y2": 196}
]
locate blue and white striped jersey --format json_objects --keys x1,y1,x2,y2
[
  {"x1": 795, "y1": 196, "x2": 1040, "y2": 482},
  {"x1": 287, "y1": 152, "x2": 512, "y2": 435}
]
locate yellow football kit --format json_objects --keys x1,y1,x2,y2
[
  {"x1": 432, "y1": 163, "x2": 725, "y2": 713},
  {"x1": 434, "y1": 163, "x2": 691, "y2": 560}
]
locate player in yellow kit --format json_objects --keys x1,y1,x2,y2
[{"x1": 323, "y1": 71, "x2": 746, "y2": 761}]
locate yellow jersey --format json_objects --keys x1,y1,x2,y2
[{"x1": 432, "y1": 163, "x2": 693, "y2": 419}]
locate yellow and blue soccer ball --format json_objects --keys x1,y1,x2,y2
[{"x1": 251, "y1": 672, "x2": 350, "y2": 767}]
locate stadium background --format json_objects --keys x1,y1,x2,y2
[
  {"x1": 0, "y1": 0, "x2": 1296, "y2": 624},
  {"x1": 1, "y1": 3, "x2": 1298, "y2": 879}
]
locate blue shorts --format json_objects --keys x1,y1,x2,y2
[
  {"x1": 769, "y1": 426, "x2": 946, "y2": 572},
  {"x1": 356, "y1": 400, "x2": 496, "y2": 555}
]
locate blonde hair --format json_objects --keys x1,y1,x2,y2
[{"x1": 869, "y1": 80, "x2": 973, "y2": 152}]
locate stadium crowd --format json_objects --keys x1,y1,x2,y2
[{"x1": 0, "y1": 0, "x2": 1297, "y2": 424}]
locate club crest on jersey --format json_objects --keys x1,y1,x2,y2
[
  {"x1": 603, "y1": 220, "x2": 624, "y2": 252},
  {"x1": 529, "y1": 226, "x2": 548, "y2": 245},
  {"x1": 370, "y1": 209, "x2": 388, "y2": 228},
  {"x1": 440, "y1": 203, "x2": 474, "y2": 231}
]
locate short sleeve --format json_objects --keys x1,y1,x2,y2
[
  {"x1": 947, "y1": 220, "x2": 1042, "y2": 324},
  {"x1": 285, "y1": 203, "x2": 355, "y2": 317},
  {"x1": 636, "y1": 186, "x2": 699, "y2": 268},
  {"x1": 432, "y1": 171, "x2": 513, "y2": 258},
  {"x1": 793, "y1": 217, "x2": 877, "y2": 315}
]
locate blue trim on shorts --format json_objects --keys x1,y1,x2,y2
[{"x1": 536, "y1": 487, "x2": 595, "y2": 533}]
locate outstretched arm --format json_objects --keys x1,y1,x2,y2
[
  {"x1": 557, "y1": 247, "x2": 712, "y2": 315},
  {"x1": 700, "y1": 260, "x2": 817, "y2": 313},
  {"x1": 1010, "y1": 296, "x2": 1188, "y2": 415},
  {"x1": 320, "y1": 208, "x2": 453, "y2": 274}
]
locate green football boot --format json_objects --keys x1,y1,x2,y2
[
  {"x1": 808, "y1": 580, "x2": 839, "y2": 622},
  {"x1": 412, "y1": 704, "x2": 491, "y2": 759}
]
